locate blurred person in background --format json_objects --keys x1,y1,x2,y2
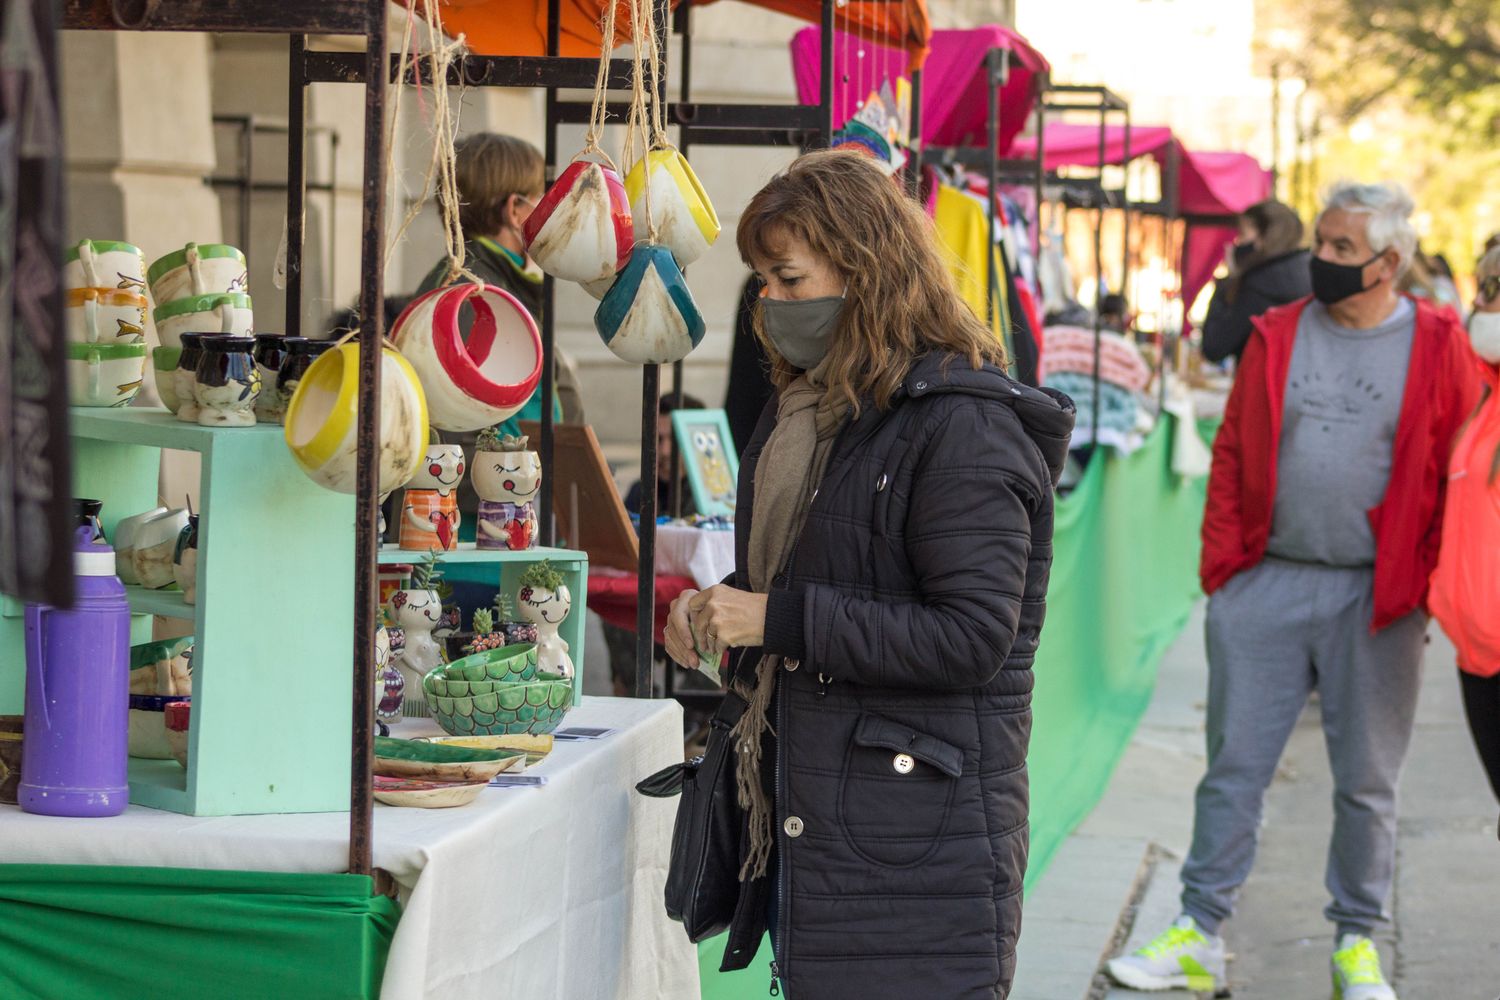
[
  {"x1": 1109, "y1": 182, "x2": 1481, "y2": 1000},
  {"x1": 1428, "y1": 247, "x2": 1500, "y2": 817},
  {"x1": 1201, "y1": 199, "x2": 1312, "y2": 365}
]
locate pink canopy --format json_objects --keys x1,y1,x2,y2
[
  {"x1": 1013, "y1": 123, "x2": 1272, "y2": 308},
  {"x1": 791, "y1": 25, "x2": 1050, "y2": 156}
]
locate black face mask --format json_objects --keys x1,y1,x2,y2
[
  {"x1": 1232, "y1": 242, "x2": 1256, "y2": 265},
  {"x1": 1310, "y1": 252, "x2": 1384, "y2": 305}
]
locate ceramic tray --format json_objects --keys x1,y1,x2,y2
[
  {"x1": 372, "y1": 775, "x2": 488, "y2": 809},
  {"x1": 373, "y1": 736, "x2": 523, "y2": 782},
  {"x1": 418, "y1": 733, "x2": 554, "y2": 764}
]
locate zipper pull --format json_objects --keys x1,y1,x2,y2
[
  {"x1": 817, "y1": 673, "x2": 831, "y2": 698},
  {"x1": 769, "y1": 962, "x2": 782, "y2": 997}
]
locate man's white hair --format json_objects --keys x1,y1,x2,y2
[{"x1": 1318, "y1": 181, "x2": 1418, "y2": 275}]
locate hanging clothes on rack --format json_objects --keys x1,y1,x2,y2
[
  {"x1": 1039, "y1": 325, "x2": 1155, "y2": 454},
  {"x1": 929, "y1": 177, "x2": 1014, "y2": 368}
]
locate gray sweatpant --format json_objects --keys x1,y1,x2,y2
[{"x1": 1179, "y1": 558, "x2": 1427, "y2": 936}]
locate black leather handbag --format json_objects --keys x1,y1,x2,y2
[{"x1": 636, "y1": 688, "x2": 747, "y2": 943}]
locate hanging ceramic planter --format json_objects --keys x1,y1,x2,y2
[
  {"x1": 594, "y1": 243, "x2": 705, "y2": 365},
  {"x1": 521, "y1": 157, "x2": 633, "y2": 287},
  {"x1": 623, "y1": 146, "x2": 721, "y2": 268},
  {"x1": 390, "y1": 284, "x2": 542, "y2": 433},
  {"x1": 283, "y1": 340, "x2": 429, "y2": 494}
]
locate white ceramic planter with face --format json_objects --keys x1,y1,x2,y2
[
  {"x1": 64, "y1": 288, "x2": 148, "y2": 345},
  {"x1": 66, "y1": 341, "x2": 148, "y2": 407},
  {"x1": 130, "y1": 508, "x2": 190, "y2": 590},
  {"x1": 113, "y1": 506, "x2": 169, "y2": 585},
  {"x1": 153, "y1": 292, "x2": 254, "y2": 349},
  {"x1": 63, "y1": 239, "x2": 146, "y2": 293},
  {"x1": 388, "y1": 588, "x2": 445, "y2": 700},
  {"x1": 147, "y1": 243, "x2": 248, "y2": 304},
  {"x1": 518, "y1": 582, "x2": 574, "y2": 680},
  {"x1": 472, "y1": 447, "x2": 541, "y2": 505}
]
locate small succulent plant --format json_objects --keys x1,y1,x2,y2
[
  {"x1": 409, "y1": 550, "x2": 444, "y2": 591},
  {"x1": 471, "y1": 608, "x2": 494, "y2": 636},
  {"x1": 519, "y1": 559, "x2": 563, "y2": 594},
  {"x1": 475, "y1": 428, "x2": 530, "y2": 453}
]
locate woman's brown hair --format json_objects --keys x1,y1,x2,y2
[
  {"x1": 1226, "y1": 198, "x2": 1305, "y2": 302},
  {"x1": 736, "y1": 149, "x2": 1006, "y2": 414},
  {"x1": 448, "y1": 133, "x2": 544, "y2": 238}
]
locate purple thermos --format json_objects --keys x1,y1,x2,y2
[{"x1": 18, "y1": 526, "x2": 131, "y2": 816}]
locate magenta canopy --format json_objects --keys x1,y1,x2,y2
[
  {"x1": 790, "y1": 25, "x2": 1050, "y2": 156},
  {"x1": 1013, "y1": 123, "x2": 1272, "y2": 309}
]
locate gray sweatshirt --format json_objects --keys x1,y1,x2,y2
[{"x1": 1265, "y1": 298, "x2": 1415, "y2": 567}]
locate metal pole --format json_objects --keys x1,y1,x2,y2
[
  {"x1": 1121, "y1": 110, "x2": 1132, "y2": 316},
  {"x1": 238, "y1": 119, "x2": 253, "y2": 257},
  {"x1": 1091, "y1": 96, "x2": 1105, "y2": 451},
  {"x1": 286, "y1": 36, "x2": 307, "y2": 337},
  {"x1": 1033, "y1": 92, "x2": 1045, "y2": 261},
  {"x1": 539, "y1": 0, "x2": 562, "y2": 547},
  {"x1": 636, "y1": 367, "x2": 660, "y2": 699},
  {"x1": 986, "y1": 49, "x2": 999, "y2": 331},
  {"x1": 907, "y1": 67, "x2": 923, "y2": 199},
  {"x1": 349, "y1": 0, "x2": 388, "y2": 879},
  {"x1": 1270, "y1": 60, "x2": 1281, "y2": 195},
  {"x1": 818, "y1": 0, "x2": 834, "y2": 146}
]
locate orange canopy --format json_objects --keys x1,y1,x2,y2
[{"x1": 408, "y1": 0, "x2": 930, "y2": 68}]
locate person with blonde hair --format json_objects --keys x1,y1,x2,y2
[
  {"x1": 1429, "y1": 246, "x2": 1500, "y2": 811},
  {"x1": 1109, "y1": 181, "x2": 1481, "y2": 998},
  {"x1": 661, "y1": 150, "x2": 1073, "y2": 999}
]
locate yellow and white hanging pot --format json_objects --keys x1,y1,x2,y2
[{"x1": 622, "y1": 146, "x2": 720, "y2": 270}]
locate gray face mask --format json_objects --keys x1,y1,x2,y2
[{"x1": 761, "y1": 293, "x2": 845, "y2": 370}]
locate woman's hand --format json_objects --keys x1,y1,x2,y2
[
  {"x1": 688, "y1": 586, "x2": 768, "y2": 654},
  {"x1": 664, "y1": 588, "x2": 702, "y2": 669}
]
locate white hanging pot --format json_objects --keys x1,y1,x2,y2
[
  {"x1": 623, "y1": 146, "x2": 721, "y2": 268},
  {"x1": 390, "y1": 284, "x2": 543, "y2": 433},
  {"x1": 521, "y1": 157, "x2": 633, "y2": 286},
  {"x1": 593, "y1": 243, "x2": 706, "y2": 365},
  {"x1": 283, "y1": 341, "x2": 429, "y2": 494}
]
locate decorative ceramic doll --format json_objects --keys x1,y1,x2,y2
[
  {"x1": 472, "y1": 430, "x2": 541, "y2": 551},
  {"x1": 399, "y1": 444, "x2": 465, "y2": 551},
  {"x1": 387, "y1": 552, "x2": 445, "y2": 698},
  {"x1": 373, "y1": 625, "x2": 403, "y2": 737},
  {"x1": 172, "y1": 513, "x2": 200, "y2": 604},
  {"x1": 194, "y1": 335, "x2": 260, "y2": 426},
  {"x1": 518, "y1": 560, "x2": 573, "y2": 680}
]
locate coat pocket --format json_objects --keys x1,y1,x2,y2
[{"x1": 838, "y1": 713, "x2": 962, "y2": 868}]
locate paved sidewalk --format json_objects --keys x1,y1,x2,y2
[{"x1": 1013, "y1": 602, "x2": 1500, "y2": 999}]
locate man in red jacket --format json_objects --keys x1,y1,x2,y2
[{"x1": 1109, "y1": 183, "x2": 1481, "y2": 999}]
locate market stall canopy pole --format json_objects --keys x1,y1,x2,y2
[{"x1": 349, "y1": 0, "x2": 389, "y2": 878}]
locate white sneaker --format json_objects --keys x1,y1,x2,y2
[
  {"x1": 1331, "y1": 934, "x2": 1397, "y2": 1000},
  {"x1": 1105, "y1": 915, "x2": 1226, "y2": 992}
]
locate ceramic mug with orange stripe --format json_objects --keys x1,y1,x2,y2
[{"x1": 64, "y1": 287, "x2": 148, "y2": 345}]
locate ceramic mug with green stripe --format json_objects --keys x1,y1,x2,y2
[
  {"x1": 63, "y1": 238, "x2": 146, "y2": 292},
  {"x1": 147, "y1": 242, "x2": 248, "y2": 305},
  {"x1": 153, "y1": 291, "x2": 254, "y2": 348},
  {"x1": 66, "y1": 340, "x2": 147, "y2": 407}
]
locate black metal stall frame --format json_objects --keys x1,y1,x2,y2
[{"x1": 921, "y1": 78, "x2": 1132, "y2": 449}]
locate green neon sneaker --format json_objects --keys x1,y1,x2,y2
[
  {"x1": 1105, "y1": 916, "x2": 1225, "y2": 992},
  {"x1": 1331, "y1": 935, "x2": 1396, "y2": 1000}
]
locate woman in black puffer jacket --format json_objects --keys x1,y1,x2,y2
[
  {"x1": 664, "y1": 151, "x2": 1075, "y2": 999},
  {"x1": 1200, "y1": 198, "x2": 1311, "y2": 364}
]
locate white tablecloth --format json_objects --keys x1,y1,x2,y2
[
  {"x1": 653, "y1": 525, "x2": 736, "y2": 589},
  {"x1": 0, "y1": 698, "x2": 700, "y2": 1000}
]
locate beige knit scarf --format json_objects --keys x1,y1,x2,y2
[{"x1": 731, "y1": 362, "x2": 844, "y2": 881}]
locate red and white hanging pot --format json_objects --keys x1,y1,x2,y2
[{"x1": 390, "y1": 283, "x2": 543, "y2": 433}]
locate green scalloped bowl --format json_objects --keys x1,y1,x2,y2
[
  {"x1": 441, "y1": 644, "x2": 539, "y2": 684},
  {"x1": 428, "y1": 674, "x2": 574, "y2": 737}
]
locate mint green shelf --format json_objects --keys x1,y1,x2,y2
[
  {"x1": 378, "y1": 543, "x2": 589, "y2": 707},
  {"x1": 0, "y1": 406, "x2": 356, "y2": 816}
]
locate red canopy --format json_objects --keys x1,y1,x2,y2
[{"x1": 790, "y1": 25, "x2": 1049, "y2": 155}]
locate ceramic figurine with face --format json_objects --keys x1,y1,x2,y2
[
  {"x1": 472, "y1": 430, "x2": 541, "y2": 551},
  {"x1": 518, "y1": 560, "x2": 573, "y2": 680},
  {"x1": 373, "y1": 625, "x2": 403, "y2": 736},
  {"x1": 399, "y1": 444, "x2": 465, "y2": 551},
  {"x1": 387, "y1": 553, "x2": 445, "y2": 700}
]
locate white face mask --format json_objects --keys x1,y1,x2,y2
[{"x1": 1469, "y1": 311, "x2": 1500, "y2": 365}]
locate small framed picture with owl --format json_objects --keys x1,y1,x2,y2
[{"x1": 670, "y1": 408, "x2": 739, "y2": 518}]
